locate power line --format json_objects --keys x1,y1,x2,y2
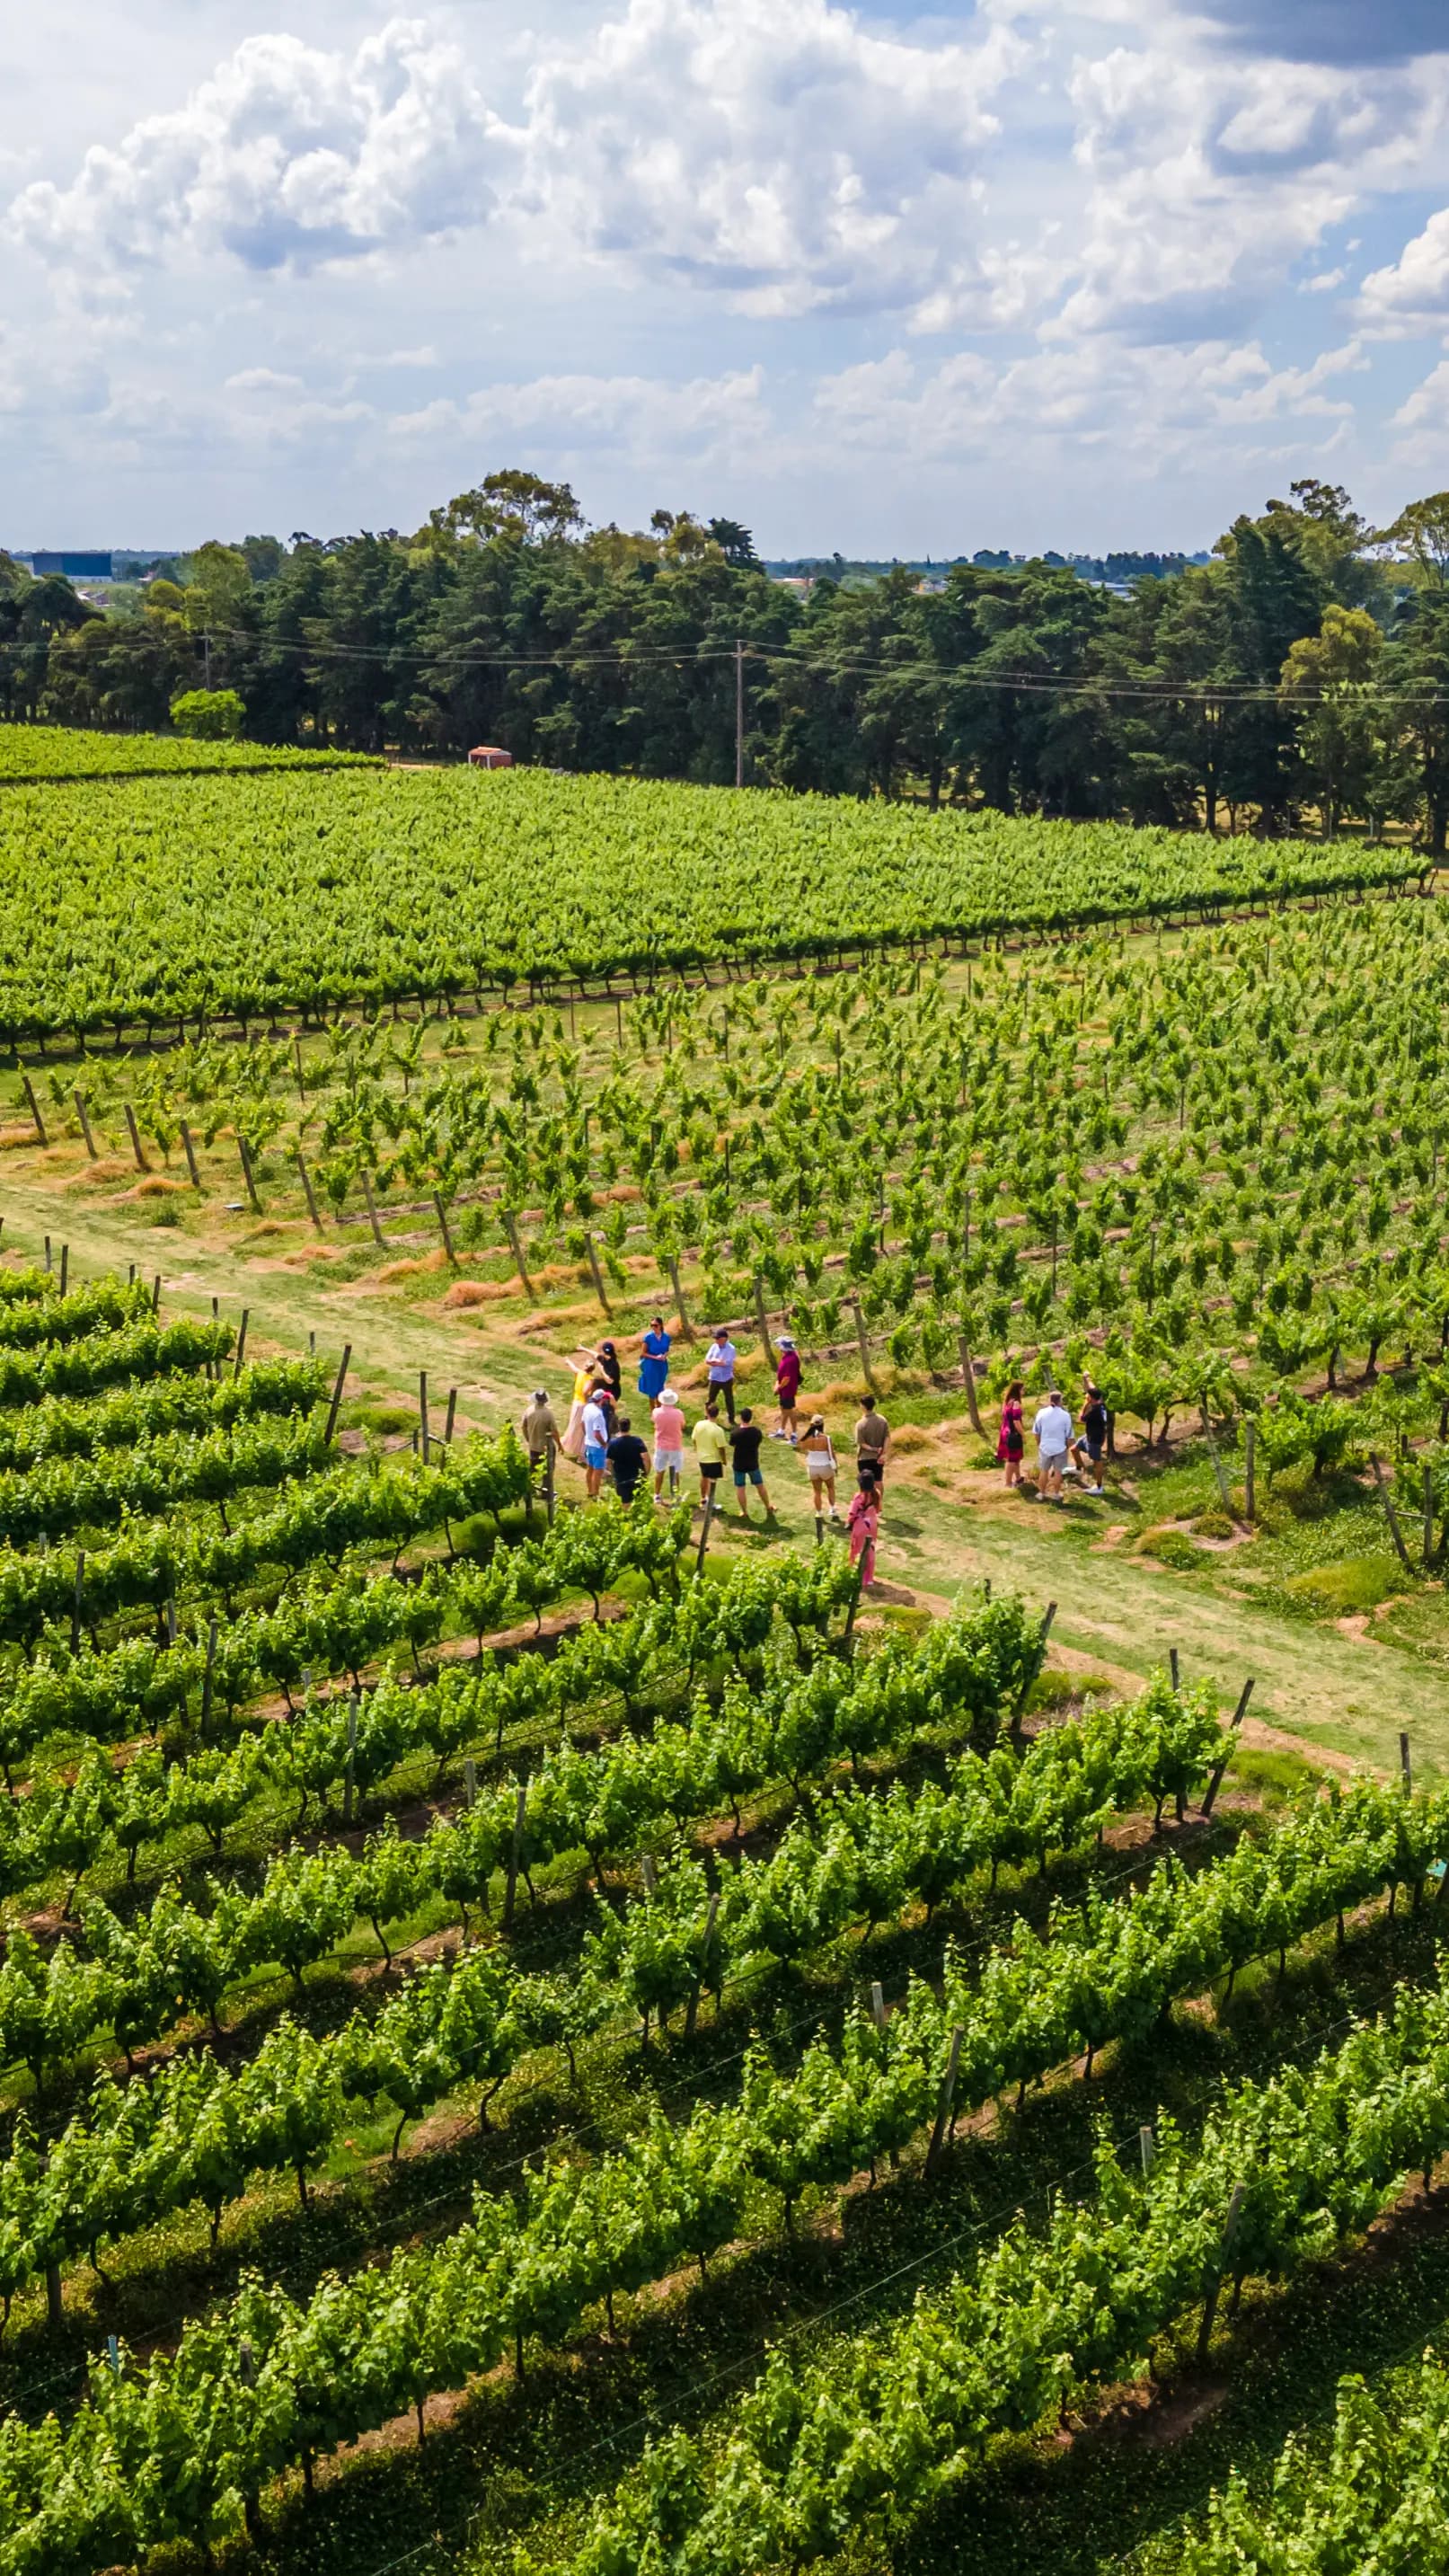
[{"x1": 8, "y1": 626, "x2": 1449, "y2": 712}]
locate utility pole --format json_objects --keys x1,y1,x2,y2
[{"x1": 735, "y1": 636, "x2": 744, "y2": 789}]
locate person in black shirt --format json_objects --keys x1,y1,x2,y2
[
  {"x1": 1072, "y1": 1378, "x2": 1109, "y2": 1495},
  {"x1": 728, "y1": 1407, "x2": 775, "y2": 1524},
  {"x1": 605, "y1": 1412, "x2": 649, "y2": 1504},
  {"x1": 596, "y1": 1340, "x2": 623, "y2": 1403}
]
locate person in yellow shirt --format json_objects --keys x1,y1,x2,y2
[{"x1": 691, "y1": 1401, "x2": 730, "y2": 1509}]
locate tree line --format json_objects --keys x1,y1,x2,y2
[{"x1": 4, "y1": 470, "x2": 1449, "y2": 846}]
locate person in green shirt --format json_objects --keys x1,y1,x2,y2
[{"x1": 692, "y1": 1402, "x2": 730, "y2": 1507}]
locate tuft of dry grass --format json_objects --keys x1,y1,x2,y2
[
  {"x1": 442, "y1": 1278, "x2": 514, "y2": 1309},
  {"x1": 519, "y1": 1299, "x2": 603, "y2": 1335},
  {"x1": 376, "y1": 1250, "x2": 450, "y2": 1283},
  {"x1": 886, "y1": 1423, "x2": 932, "y2": 1453}
]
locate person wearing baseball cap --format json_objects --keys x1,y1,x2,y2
[
  {"x1": 773, "y1": 1333, "x2": 802, "y2": 1443},
  {"x1": 518, "y1": 1388, "x2": 559, "y2": 1486}
]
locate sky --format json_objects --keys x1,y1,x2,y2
[{"x1": 3, "y1": 0, "x2": 1449, "y2": 557}]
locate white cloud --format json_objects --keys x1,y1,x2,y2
[
  {"x1": 1055, "y1": 35, "x2": 1447, "y2": 341},
  {"x1": 1360, "y1": 208, "x2": 1449, "y2": 328},
  {"x1": 521, "y1": 0, "x2": 1031, "y2": 323},
  {"x1": 1392, "y1": 356, "x2": 1449, "y2": 429},
  {"x1": 390, "y1": 365, "x2": 768, "y2": 461},
  {"x1": 812, "y1": 332, "x2": 1365, "y2": 472},
  {"x1": 7, "y1": 0, "x2": 1449, "y2": 544},
  {"x1": 224, "y1": 366, "x2": 304, "y2": 393},
  {"x1": 4, "y1": 19, "x2": 519, "y2": 278}
]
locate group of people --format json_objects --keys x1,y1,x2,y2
[
  {"x1": 995, "y1": 1377, "x2": 1109, "y2": 1500},
  {"x1": 517, "y1": 1317, "x2": 890, "y2": 1584}
]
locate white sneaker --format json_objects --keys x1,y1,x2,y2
[
  {"x1": 770, "y1": 1430, "x2": 788, "y2": 1441},
  {"x1": 1063, "y1": 1463, "x2": 1079, "y2": 1478},
  {"x1": 1089, "y1": 1483, "x2": 1105, "y2": 1496}
]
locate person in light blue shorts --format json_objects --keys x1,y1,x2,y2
[{"x1": 581, "y1": 1392, "x2": 609, "y2": 1500}]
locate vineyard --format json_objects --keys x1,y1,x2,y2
[
  {"x1": 0, "y1": 1253, "x2": 1435, "y2": 2576},
  {"x1": 0, "y1": 763, "x2": 1429, "y2": 1043},
  {"x1": 0, "y1": 739, "x2": 1445, "y2": 2576},
  {"x1": 14, "y1": 892, "x2": 1449, "y2": 1536},
  {"x1": 0, "y1": 726, "x2": 380, "y2": 785}
]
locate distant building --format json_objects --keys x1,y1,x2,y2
[{"x1": 27, "y1": 551, "x2": 114, "y2": 579}]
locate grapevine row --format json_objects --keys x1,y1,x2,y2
[
  {"x1": 6, "y1": 1802, "x2": 1449, "y2": 2576},
  {"x1": 0, "y1": 1354, "x2": 322, "y2": 1474},
  {"x1": 0, "y1": 1431, "x2": 531, "y2": 1651},
  {"x1": 1172, "y1": 2351, "x2": 1449, "y2": 2572},
  {"x1": 561, "y1": 1961, "x2": 1449, "y2": 2576},
  {"x1": 0, "y1": 1317, "x2": 232, "y2": 1412},
  {"x1": 0, "y1": 1511, "x2": 750, "y2": 1901},
  {"x1": 0, "y1": 1594, "x2": 1038, "y2": 2092},
  {"x1": 0, "y1": 1499, "x2": 694, "y2": 1780},
  {"x1": 0, "y1": 1669, "x2": 1218, "y2": 2317}
]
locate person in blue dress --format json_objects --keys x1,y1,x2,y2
[{"x1": 638, "y1": 1315, "x2": 672, "y2": 1401}]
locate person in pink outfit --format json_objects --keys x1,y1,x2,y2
[{"x1": 846, "y1": 1473, "x2": 880, "y2": 1588}]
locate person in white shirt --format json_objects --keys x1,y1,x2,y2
[
  {"x1": 580, "y1": 1392, "x2": 610, "y2": 1501},
  {"x1": 704, "y1": 1329, "x2": 738, "y2": 1422},
  {"x1": 1032, "y1": 1389, "x2": 1073, "y2": 1502}
]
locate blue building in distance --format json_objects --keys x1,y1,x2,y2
[{"x1": 26, "y1": 552, "x2": 114, "y2": 579}]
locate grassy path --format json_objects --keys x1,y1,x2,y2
[
  {"x1": 857, "y1": 1478, "x2": 1444, "y2": 1776},
  {"x1": 0, "y1": 1176, "x2": 547, "y2": 1416},
  {"x1": 4, "y1": 1176, "x2": 1439, "y2": 1780}
]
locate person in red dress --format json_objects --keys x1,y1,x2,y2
[{"x1": 997, "y1": 1380, "x2": 1025, "y2": 1489}]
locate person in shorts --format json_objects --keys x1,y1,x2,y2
[
  {"x1": 692, "y1": 1401, "x2": 729, "y2": 1507},
  {"x1": 802, "y1": 1414, "x2": 839, "y2": 1520},
  {"x1": 728, "y1": 1407, "x2": 774, "y2": 1524},
  {"x1": 605, "y1": 1412, "x2": 649, "y2": 1505},
  {"x1": 1073, "y1": 1379, "x2": 1109, "y2": 1494},
  {"x1": 651, "y1": 1386, "x2": 687, "y2": 1501},
  {"x1": 853, "y1": 1394, "x2": 889, "y2": 1488},
  {"x1": 773, "y1": 1336, "x2": 802, "y2": 1443},
  {"x1": 580, "y1": 1390, "x2": 609, "y2": 1501},
  {"x1": 1031, "y1": 1388, "x2": 1073, "y2": 1502}
]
